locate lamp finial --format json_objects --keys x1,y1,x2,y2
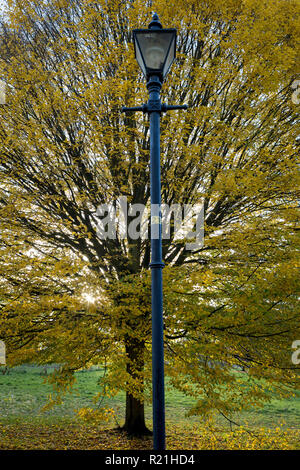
[{"x1": 149, "y1": 12, "x2": 162, "y2": 29}]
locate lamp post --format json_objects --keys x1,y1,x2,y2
[{"x1": 122, "y1": 13, "x2": 188, "y2": 450}]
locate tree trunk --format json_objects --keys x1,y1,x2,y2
[
  {"x1": 124, "y1": 390, "x2": 151, "y2": 435},
  {"x1": 122, "y1": 339, "x2": 152, "y2": 436}
]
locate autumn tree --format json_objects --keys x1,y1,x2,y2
[{"x1": 0, "y1": 0, "x2": 299, "y2": 435}]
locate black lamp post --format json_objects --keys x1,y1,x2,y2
[{"x1": 122, "y1": 13, "x2": 188, "y2": 450}]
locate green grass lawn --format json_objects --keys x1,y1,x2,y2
[
  {"x1": 0, "y1": 364, "x2": 197, "y2": 426},
  {"x1": 0, "y1": 364, "x2": 299, "y2": 449}
]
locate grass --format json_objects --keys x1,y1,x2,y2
[
  {"x1": 0, "y1": 364, "x2": 299, "y2": 449},
  {"x1": 0, "y1": 364, "x2": 200, "y2": 425}
]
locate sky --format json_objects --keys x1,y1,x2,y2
[{"x1": 0, "y1": 0, "x2": 7, "y2": 18}]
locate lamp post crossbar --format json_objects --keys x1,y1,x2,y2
[{"x1": 122, "y1": 103, "x2": 188, "y2": 114}]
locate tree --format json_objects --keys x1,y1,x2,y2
[{"x1": 0, "y1": 0, "x2": 299, "y2": 435}]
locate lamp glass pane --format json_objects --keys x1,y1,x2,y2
[
  {"x1": 135, "y1": 32, "x2": 173, "y2": 72},
  {"x1": 163, "y1": 36, "x2": 176, "y2": 77},
  {"x1": 135, "y1": 40, "x2": 146, "y2": 77}
]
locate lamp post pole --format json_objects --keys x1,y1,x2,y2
[
  {"x1": 122, "y1": 13, "x2": 188, "y2": 450},
  {"x1": 148, "y1": 73, "x2": 165, "y2": 450}
]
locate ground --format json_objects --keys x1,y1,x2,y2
[{"x1": 0, "y1": 365, "x2": 299, "y2": 450}]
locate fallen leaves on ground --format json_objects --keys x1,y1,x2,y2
[{"x1": 0, "y1": 421, "x2": 299, "y2": 450}]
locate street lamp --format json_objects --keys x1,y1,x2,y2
[{"x1": 122, "y1": 13, "x2": 188, "y2": 451}]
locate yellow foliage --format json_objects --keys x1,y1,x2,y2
[{"x1": 0, "y1": 0, "x2": 299, "y2": 433}]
